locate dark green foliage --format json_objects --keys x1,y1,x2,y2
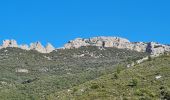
[
  {"x1": 116, "y1": 66, "x2": 122, "y2": 74},
  {"x1": 128, "y1": 78, "x2": 138, "y2": 87},
  {"x1": 160, "y1": 86, "x2": 170, "y2": 99},
  {"x1": 164, "y1": 91, "x2": 170, "y2": 100},
  {"x1": 90, "y1": 84, "x2": 100, "y2": 89},
  {"x1": 22, "y1": 78, "x2": 38, "y2": 84},
  {"x1": 114, "y1": 73, "x2": 119, "y2": 79}
]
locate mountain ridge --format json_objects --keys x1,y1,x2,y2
[
  {"x1": 0, "y1": 39, "x2": 55, "y2": 53},
  {"x1": 0, "y1": 36, "x2": 170, "y2": 54}
]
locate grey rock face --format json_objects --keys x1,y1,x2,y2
[
  {"x1": 64, "y1": 36, "x2": 131, "y2": 49},
  {"x1": 146, "y1": 42, "x2": 170, "y2": 55},
  {"x1": 64, "y1": 36, "x2": 170, "y2": 55},
  {"x1": 46, "y1": 43, "x2": 55, "y2": 53},
  {"x1": 19, "y1": 44, "x2": 30, "y2": 50},
  {"x1": 64, "y1": 38, "x2": 90, "y2": 49},
  {"x1": 30, "y1": 42, "x2": 47, "y2": 53},
  {"x1": 1, "y1": 36, "x2": 170, "y2": 55},
  {"x1": 130, "y1": 42, "x2": 148, "y2": 52},
  {"x1": 64, "y1": 36, "x2": 142, "y2": 51},
  {"x1": 0, "y1": 40, "x2": 55, "y2": 53},
  {"x1": 3, "y1": 40, "x2": 18, "y2": 48}
]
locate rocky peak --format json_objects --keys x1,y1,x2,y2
[
  {"x1": 64, "y1": 38, "x2": 90, "y2": 49},
  {"x1": 1, "y1": 37, "x2": 170, "y2": 55},
  {"x1": 2, "y1": 39, "x2": 18, "y2": 48},
  {"x1": 64, "y1": 36, "x2": 131, "y2": 49},
  {"x1": 45, "y1": 43, "x2": 55, "y2": 53},
  {"x1": 30, "y1": 42, "x2": 46, "y2": 53},
  {"x1": 146, "y1": 42, "x2": 170, "y2": 55},
  {"x1": 0, "y1": 40, "x2": 55, "y2": 53},
  {"x1": 64, "y1": 36, "x2": 170, "y2": 55},
  {"x1": 19, "y1": 44, "x2": 30, "y2": 50}
]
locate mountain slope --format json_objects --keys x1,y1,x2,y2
[
  {"x1": 0, "y1": 46, "x2": 147, "y2": 100},
  {"x1": 49, "y1": 54, "x2": 170, "y2": 100}
]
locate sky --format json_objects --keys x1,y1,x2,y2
[{"x1": 0, "y1": 0, "x2": 170, "y2": 47}]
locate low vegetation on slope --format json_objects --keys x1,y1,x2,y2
[
  {"x1": 49, "y1": 54, "x2": 170, "y2": 100},
  {"x1": 0, "y1": 46, "x2": 147, "y2": 100}
]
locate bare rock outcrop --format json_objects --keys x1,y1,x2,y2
[
  {"x1": 0, "y1": 40, "x2": 55, "y2": 53},
  {"x1": 131, "y1": 42, "x2": 148, "y2": 52},
  {"x1": 64, "y1": 36, "x2": 170, "y2": 55},
  {"x1": 2, "y1": 40, "x2": 18, "y2": 48},
  {"x1": 64, "y1": 36, "x2": 131, "y2": 49},
  {"x1": 45, "y1": 43, "x2": 55, "y2": 53},
  {"x1": 30, "y1": 42, "x2": 47, "y2": 53},
  {"x1": 146, "y1": 42, "x2": 170, "y2": 55},
  {"x1": 1, "y1": 36, "x2": 170, "y2": 55},
  {"x1": 64, "y1": 38, "x2": 90, "y2": 49},
  {"x1": 64, "y1": 36, "x2": 144, "y2": 52},
  {"x1": 19, "y1": 44, "x2": 30, "y2": 50}
]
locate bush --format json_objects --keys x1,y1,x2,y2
[
  {"x1": 90, "y1": 84, "x2": 100, "y2": 89},
  {"x1": 135, "y1": 88, "x2": 156, "y2": 97},
  {"x1": 164, "y1": 91, "x2": 170, "y2": 100},
  {"x1": 114, "y1": 73, "x2": 119, "y2": 79},
  {"x1": 128, "y1": 78, "x2": 138, "y2": 87},
  {"x1": 161, "y1": 88, "x2": 170, "y2": 100}
]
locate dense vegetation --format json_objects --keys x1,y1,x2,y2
[
  {"x1": 0, "y1": 46, "x2": 147, "y2": 100},
  {"x1": 49, "y1": 54, "x2": 170, "y2": 100}
]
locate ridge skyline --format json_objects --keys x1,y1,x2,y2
[
  {"x1": 0, "y1": 35, "x2": 169, "y2": 48},
  {"x1": 1, "y1": 36, "x2": 170, "y2": 55}
]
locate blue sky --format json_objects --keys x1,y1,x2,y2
[{"x1": 0, "y1": 0, "x2": 170, "y2": 47}]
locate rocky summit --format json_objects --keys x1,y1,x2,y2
[
  {"x1": 0, "y1": 40, "x2": 55, "y2": 53},
  {"x1": 0, "y1": 36, "x2": 170, "y2": 55},
  {"x1": 64, "y1": 36, "x2": 170, "y2": 55}
]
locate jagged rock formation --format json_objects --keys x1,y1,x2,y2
[
  {"x1": 146, "y1": 42, "x2": 170, "y2": 55},
  {"x1": 19, "y1": 44, "x2": 30, "y2": 50},
  {"x1": 2, "y1": 39, "x2": 18, "y2": 48},
  {"x1": 64, "y1": 37, "x2": 131, "y2": 49},
  {"x1": 30, "y1": 42, "x2": 47, "y2": 53},
  {"x1": 64, "y1": 38, "x2": 90, "y2": 49},
  {"x1": 64, "y1": 36, "x2": 170, "y2": 55},
  {"x1": 45, "y1": 43, "x2": 55, "y2": 53},
  {"x1": 1, "y1": 36, "x2": 170, "y2": 54},
  {"x1": 0, "y1": 40, "x2": 55, "y2": 53}
]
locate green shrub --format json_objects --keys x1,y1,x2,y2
[
  {"x1": 114, "y1": 73, "x2": 119, "y2": 79},
  {"x1": 73, "y1": 88, "x2": 78, "y2": 93},
  {"x1": 128, "y1": 78, "x2": 138, "y2": 87},
  {"x1": 161, "y1": 88, "x2": 170, "y2": 100},
  {"x1": 164, "y1": 91, "x2": 170, "y2": 100},
  {"x1": 90, "y1": 84, "x2": 100, "y2": 89}
]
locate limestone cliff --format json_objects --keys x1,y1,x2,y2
[
  {"x1": 1, "y1": 36, "x2": 170, "y2": 55},
  {"x1": 0, "y1": 40, "x2": 55, "y2": 53},
  {"x1": 64, "y1": 36, "x2": 170, "y2": 55}
]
